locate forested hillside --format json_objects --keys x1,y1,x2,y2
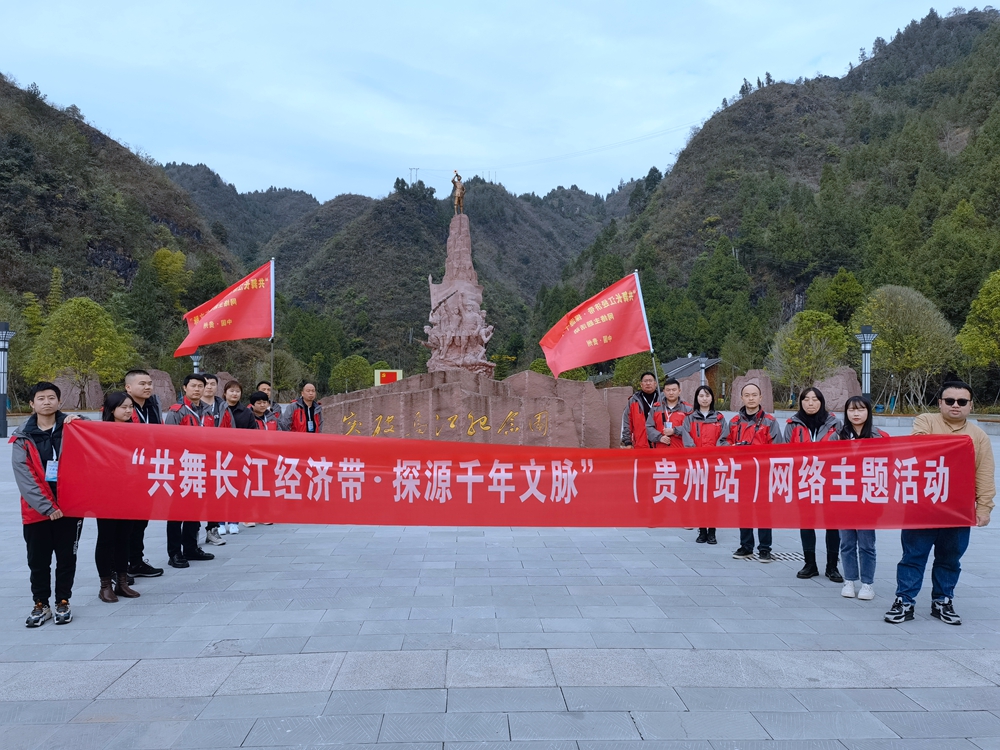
[{"x1": 163, "y1": 163, "x2": 319, "y2": 264}]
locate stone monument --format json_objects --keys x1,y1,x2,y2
[{"x1": 423, "y1": 212, "x2": 495, "y2": 377}]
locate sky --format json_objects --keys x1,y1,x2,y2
[{"x1": 2, "y1": 1, "x2": 944, "y2": 202}]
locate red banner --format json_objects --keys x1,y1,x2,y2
[
  {"x1": 540, "y1": 273, "x2": 652, "y2": 377},
  {"x1": 57, "y1": 422, "x2": 975, "y2": 529},
  {"x1": 174, "y1": 260, "x2": 274, "y2": 357}
]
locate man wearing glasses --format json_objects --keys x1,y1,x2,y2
[{"x1": 885, "y1": 381, "x2": 995, "y2": 626}]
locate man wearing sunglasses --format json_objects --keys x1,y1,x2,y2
[{"x1": 885, "y1": 381, "x2": 995, "y2": 626}]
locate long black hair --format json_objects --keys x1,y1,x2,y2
[
  {"x1": 693, "y1": 385, "x2": 715, "y2": 412},
  {"x1": 102, "y1": 391, "x2": 133, "y2": 422},
  {"x1": 840, "y1": 395, "x2": 874, "y2": 439},
  {"x1": 794, "y1": 386, "x2": 829, "y2": 434}
]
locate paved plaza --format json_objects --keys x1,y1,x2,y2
[{"x1": 3, "y1": 433, "x2": 1000, "y2": 749}]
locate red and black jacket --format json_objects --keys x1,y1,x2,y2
[
  {"x1": 254, "y1": 413, "x2": 279, "y2": 431},
  {"x1": 280, "y1": 397, "x2": 322, "y2": 433},
  {"x1": 164, "y1": 398, "x2": 215, "y2": 427},
  {"x1": 10, "y1": 413, "x2": 66, "y2": 524},
  {"x1": 647, "y1": 400, "x2": 694, "y2": 448},
  {"x1": 784, "y1": 413, "x2": 841, "y2": 443},
  {"x1": 727, "y1": 408, "x2": 785, "y2": 446},
  {"x1": 621, "y1": 390, "x2": 660, "y2": 448},
  {"x1": 129, "y1": 395, "x2": 162, "y2": 424},
  {"x1": 680, "y1": 409, "x2": 729, "y2": 448},
  {"x1": 219, "y1": 403, "x2": 256, "y2": 430}
]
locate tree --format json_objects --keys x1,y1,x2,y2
[
  {"x1": 26, "y1": 297, "x2": 138, "y2": 408},
  {"x1": 851, "y1": 286, "x2": 958, "y2": 410},
  {"x1": 329, "y1": 354, "x2": 373, "y2": 394},
  {"x1": 957, "y1": 268, "x2": 1000, "y2": 366},
  {"x1": 22, "y1": 292, "x2": 45, "y2": 337},
  {"x1": 767, "y1": 311, "x2": 849, "y2": 395},
  {"x1": 45, "y1": 267, "x2": 63, "y2": 313},
  {"x1": 805, "y1": 268, "x2": 866, "y2": 325},
  {"x1": 528, "y1": 358, "x2": 587, "y2": 380},
  {"x1": 613, "y1": 352, "x2": 658, "y2": 389},
  {"x1": 151, "y1": 248, "x2": 192, "y2": 309},
  {"x1": 183, "y1": 254, "x2": 228, "y2": 308}
]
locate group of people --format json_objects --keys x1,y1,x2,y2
[
  {"x1": 622, "y1": 375, "x2": 995, "y2": 625},
  {"x1": 11, "y1": 371, "x2": 324, "y2": 627}
]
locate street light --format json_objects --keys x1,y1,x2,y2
[
  {"x1": 190, "y1": 352, "x2": 202, "y2": 374},
  {"x1": 0, "y1": 322, "x2": 16, "y2": 439},
  {"x1": 855, "y1": 325, "x2": 878, "y2": 400}
]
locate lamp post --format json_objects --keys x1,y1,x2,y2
[
  {"x1": 190, "y1": 352, "x2": 202, "y2": 374},
  {"x1": 0, "y1": 322, "x2": 16, "y2": 439},
  {"x1": 855, "y1": 325, "x2": 878, "y2": 400}
]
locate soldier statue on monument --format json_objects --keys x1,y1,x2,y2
[{"x1": 451, "y1": 171, "x2": 465, "y2": 215}]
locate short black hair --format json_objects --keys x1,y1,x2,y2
[
  {"x1": 202, "y1": 372, "x2": 218, "y2": 383},
  {"x1": 247, "y1": 390, "x2": 270, "y2": 404},
  {"x1": 124, "y1": 369, "x2": 151, "y2": 382},
  {"x1": 29, "y1": 381, "x2": 61, "y2": 401},
  {"x1": 938, "y1": 380, "x2": 974, "y2": 400},
  {"x1": 183, "y1": 373, "x2": 207, "y2": 387},
  {"x1": 663, "y1": 378, "x2": 681, "y2": 387},
  {"x1": 640, "y1": 371, "x2": 657, "y2": 381},
  {"x1": 256, "y1": 380, "x2": 271, "y2": 389}
]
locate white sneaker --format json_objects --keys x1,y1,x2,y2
[
  {"x1": 858, "y1": 583, "x2": 875, "y2": 600},
  {"x1": 228, "y1": 523, "x2": 240, "y2": 534},
  {"x1": 841, "y1": 580, "x2": 856, "y2": 598},
  {"x1": 218, "y1": 525, "x2": 227, "y2": 535}
]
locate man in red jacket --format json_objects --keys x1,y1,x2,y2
[
  {"x1": 620, "y1": 372, "x2": 661, "y2": 449},
  {"x1": 647, "y1": 378, "x2": 693, "y2": 448},
  {"x1": 11, "y1": 382, "x2": 83, "y2": 627},
  {"x1": 280, "y1": 382, "x2": 322, "y2": 433}
]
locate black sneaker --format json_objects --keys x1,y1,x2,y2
[
  {"x1": 54, "y1": 600, "x2": 72, "y2": 625},
  {"x1": 696, "y1": 530, "x2": 708, "y2": 544},
  {"x1": 732, "y1": 547, "x2": 754, "y2": 559},
  {"x1": 758, "y1": 550, "x2": 773, "y2": 563},
  {"x1": 707, "y1": 531, "x2": 717, "y2": 545},
  {"x1": 931, "y1": 598, "x2": 962, "y2": 625},
  {"x1": 884, "y1": 597, "x2": 915, "y2": 624},
  {"x1": 129, "y1": 559, "x2": 164, "y2": 578},
  {"x1": 26, "y1": 602, "x2": 52, "y2": 628},
  {"x1": 185, "y1": 547, "x2": 215, "y2": 561}
]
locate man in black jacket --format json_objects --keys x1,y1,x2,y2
[{"x1": 123, "y1": 369, "x2": 165, "y2": 578}]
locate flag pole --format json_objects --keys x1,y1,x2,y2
[
  {"x1": 269, "y1": 257, "x2": 276, "y2": 392},
  {"x1": 632, "y1": 270, "x2": 660, "y2": 382}
]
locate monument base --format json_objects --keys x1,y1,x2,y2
[{"x1": 321, "y1": 369, "x2": 632, "y2": 449}]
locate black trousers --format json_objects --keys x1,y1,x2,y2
[
  {"x1": 23, "y1": 517, "x2": 83, "y2": 603},
  {"x1": 128, "y1": 520, "x2": 148, "y2": 565},
  {"x1": 801, "y1": 529, "x2": 840, "y2": 562},
  {"x1": 740, "y1": 528, "x2": 772, "y2": 553},
  {"x1": 95, "y1": 519, "x2": 132, "y2": 578},
  {"x1": 166, "y1": 521, "x2": 201, "y2": 557}
]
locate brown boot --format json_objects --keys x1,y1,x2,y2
[
  {"x1": 114, "y1": 574, "x2": 140, "y2": 598},
  {"x1": 99, "y1": 577, "x2": 118, "y2": 603}
]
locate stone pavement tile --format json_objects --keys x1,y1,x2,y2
[
  {"x1": 200, "y1": 691, "x2": 331, "y2": 719},
  {"x1": 592, "y1": 633, "x2": 692, "y2": 649},
  {"x1": 0, "y1": 699, "x2": 91, "y2": 723},
  {"x1": 499, "y1": 633, "x2": 596, "y2": 649},
  {"x1": 902, "y1": 687, "x2": 1000, "y2": 711},
  {"x1": 634, "y1": 711, "x2": 769, "y2": 740},
  {"x1": 711, "y1": 743, "x2": 847, "y2": 750},
  {"x1": 563, "y1": 687, "x2": 685, "y2": 712},
  {"x1": 97, "y1": 657, "x2": 241, "y2": 699},
  {"x1": 790, "y1": 689, "x2": 922, "y2": 712},
  {"x1": 943, "y1": 650, "x2": 1000, "y2": 684},
  {"x1": 165, "y1": 624, "x2": 273, "y2": 642},
  {"x1": 496, "y1": 607, "x2": 583, "y2": 619},
  {"x1": 675, "y1": 688, "x2": 806, "y2": 712},
  {"x1": 843, "y1": 651, "x2": 994, "y2": 688},
  {"x1": 0, "y1": 724, "x2": 59, "y2": 750},
  {"x1": 447, "y1": 687, "x2": 566, "y2": 712},
  {"x1": 301, "y1": 634, "x2": 403, "y2": 651},
  {"x1": 320, "y1": 607, "x2": 410, "y2": 621},
  {"x1": 842, "y1": 741, "x2": 980, "y2": 750},
  {"x1": 93, "y1": 642, "x2": 208, "y2": 660},
  {"x1": 447, "y1": 650, "x2": 556, "y2": 687},
  {"x1": 71, "y1": 697, "x2": 209, "y2": 722},
  {"x1": 714, "y1": 619, "x2": 819, "y2": 634},
  {"x1": 751, "y1": 711, "x2": 896, "y2": 740},
  {"x1": 867, "y1": 633, "x2": 977, "y2": 651},
  {"x1": 243, "y1": 715, "x2": 382, "y2": 746},
  {"x1": 540, "y1": 619, "x2": 634, "y2": 633},
  {"x1": 334, "y1": 650, "x2": 446, "y2": 689},
  {"x1": 65, "y1": 627, "x2": 180, "y2": 644},
  {"x1": 508, "y1": 711, "x2": 638, "y2": 740},
  {"x1": 43, "y1": 721, "x2": 125, "y2": 749},
  {"x1": 102, "y1": 720, "x2": 190, "y2": 749},
  {"x1": 324, "y1": 689, "x2": 446, "y2": 714},
  {"x1": 684, "y1": 634, "x2": 788, "y2": 650},
  {"x1": 169, "y1": 718, "x2": 254, "y2": 747},
  {"x1": 404, "y1": 634, "x2": 499, "y2": 650},
  {"x1": 0, "y1": 660, "x2": 136, "y2": 700},
  {"x1": 453, "y1": 619, "x2": 543, "y2": 633},
  {"x1": 629, "y1": 619, "x2": 726, "y2": 634},
  {"x1": 215, "y1": 652, "x2": 344, "y2": 694},
  {"x1": 776, "y1": 634, "x2": 885, "y2": 651},
  {"x1": 874, "y1": 710, "x2": 1000, "y2": 738},
  {"x1": 446, "y1": 742, "x2": 576, "y2": 750},
  {"x1": 548, "y1": 649, "x2": 666, "y2": 686},
  {"x1": 361, "y1": 619, "x2": 452, "y2": 634},
  {"x1": 265, "y1": 621, "x2": 362, "y2": 637},
  {"x1": 972, "y1": 739, "x2": 1000, "y2": 750},
  {"x1": 199, "y1": 637, "x2": 308, "y2": 657},
  {"x1": 379, "y1": 712, "x2": 509, "y2": 742}
]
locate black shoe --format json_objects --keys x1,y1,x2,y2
[
  {"x1": 707, "y1": 531, "x2": 717, "y2": 545},
  {"x1": 826, "y1": 566, "x2": 844, "y2": 583},
  {"x1": 732, "y1": 546, "x2": 754, "y2": 559},
  {"x1": 884, "y1": 597, "x2": 915, "y2": 624},
  {"x1": 128, "y1": 560, "x2": 164, "y2": 578},
  {"x1": 168, "y1": 554, "x2": 189, "y2": 569},
  {"x1": 797, "y1": 563, "x2": 819, "y2": 579},
  {"x1": 758, "y1": 550, "x2": 773, "y2": 563},
  {"x1": 696, "y1": 530, "x2": 708, "y2": 544},
  {"x1": 931, "y1": 598, "x2": 962, "y2": 625},
  {"x1": 185, "y1": 548, "x2": 215, "y2": 561}
]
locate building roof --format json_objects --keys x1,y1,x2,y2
[{"x1": 661, "y1": 355, "x2": 721, "y2": 380}]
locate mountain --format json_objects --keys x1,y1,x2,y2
[
  {"x1": 163, "y1": 162, "x2": 320, "y2": 264},
  {"x1": 0, "y1": 76, "x2": 235, "y2": 303}
]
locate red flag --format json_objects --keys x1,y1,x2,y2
[
  {"x1": 540, "y1": 273, "x2": 652, "y2": 377},
  {"x1": 174, "y1": 261, "x2": 274, "y2": 357}
]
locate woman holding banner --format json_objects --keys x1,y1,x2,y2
[
  {"x1": 784, "y1": 387, "x2": 843, "y2": 583},
  {"x1": 680, "y1": 385, "x2": 727, "y2": 545}
]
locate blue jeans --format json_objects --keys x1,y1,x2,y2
[
  {"x1": 740, "y1": 528, "x2": 771, "y2": 553},
  {"x1": 840, "y1": 529, "x2": 876, "y2": 585},
  {"x1": 895, "y1": 527, "x2": 970, "y2": 604}
]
